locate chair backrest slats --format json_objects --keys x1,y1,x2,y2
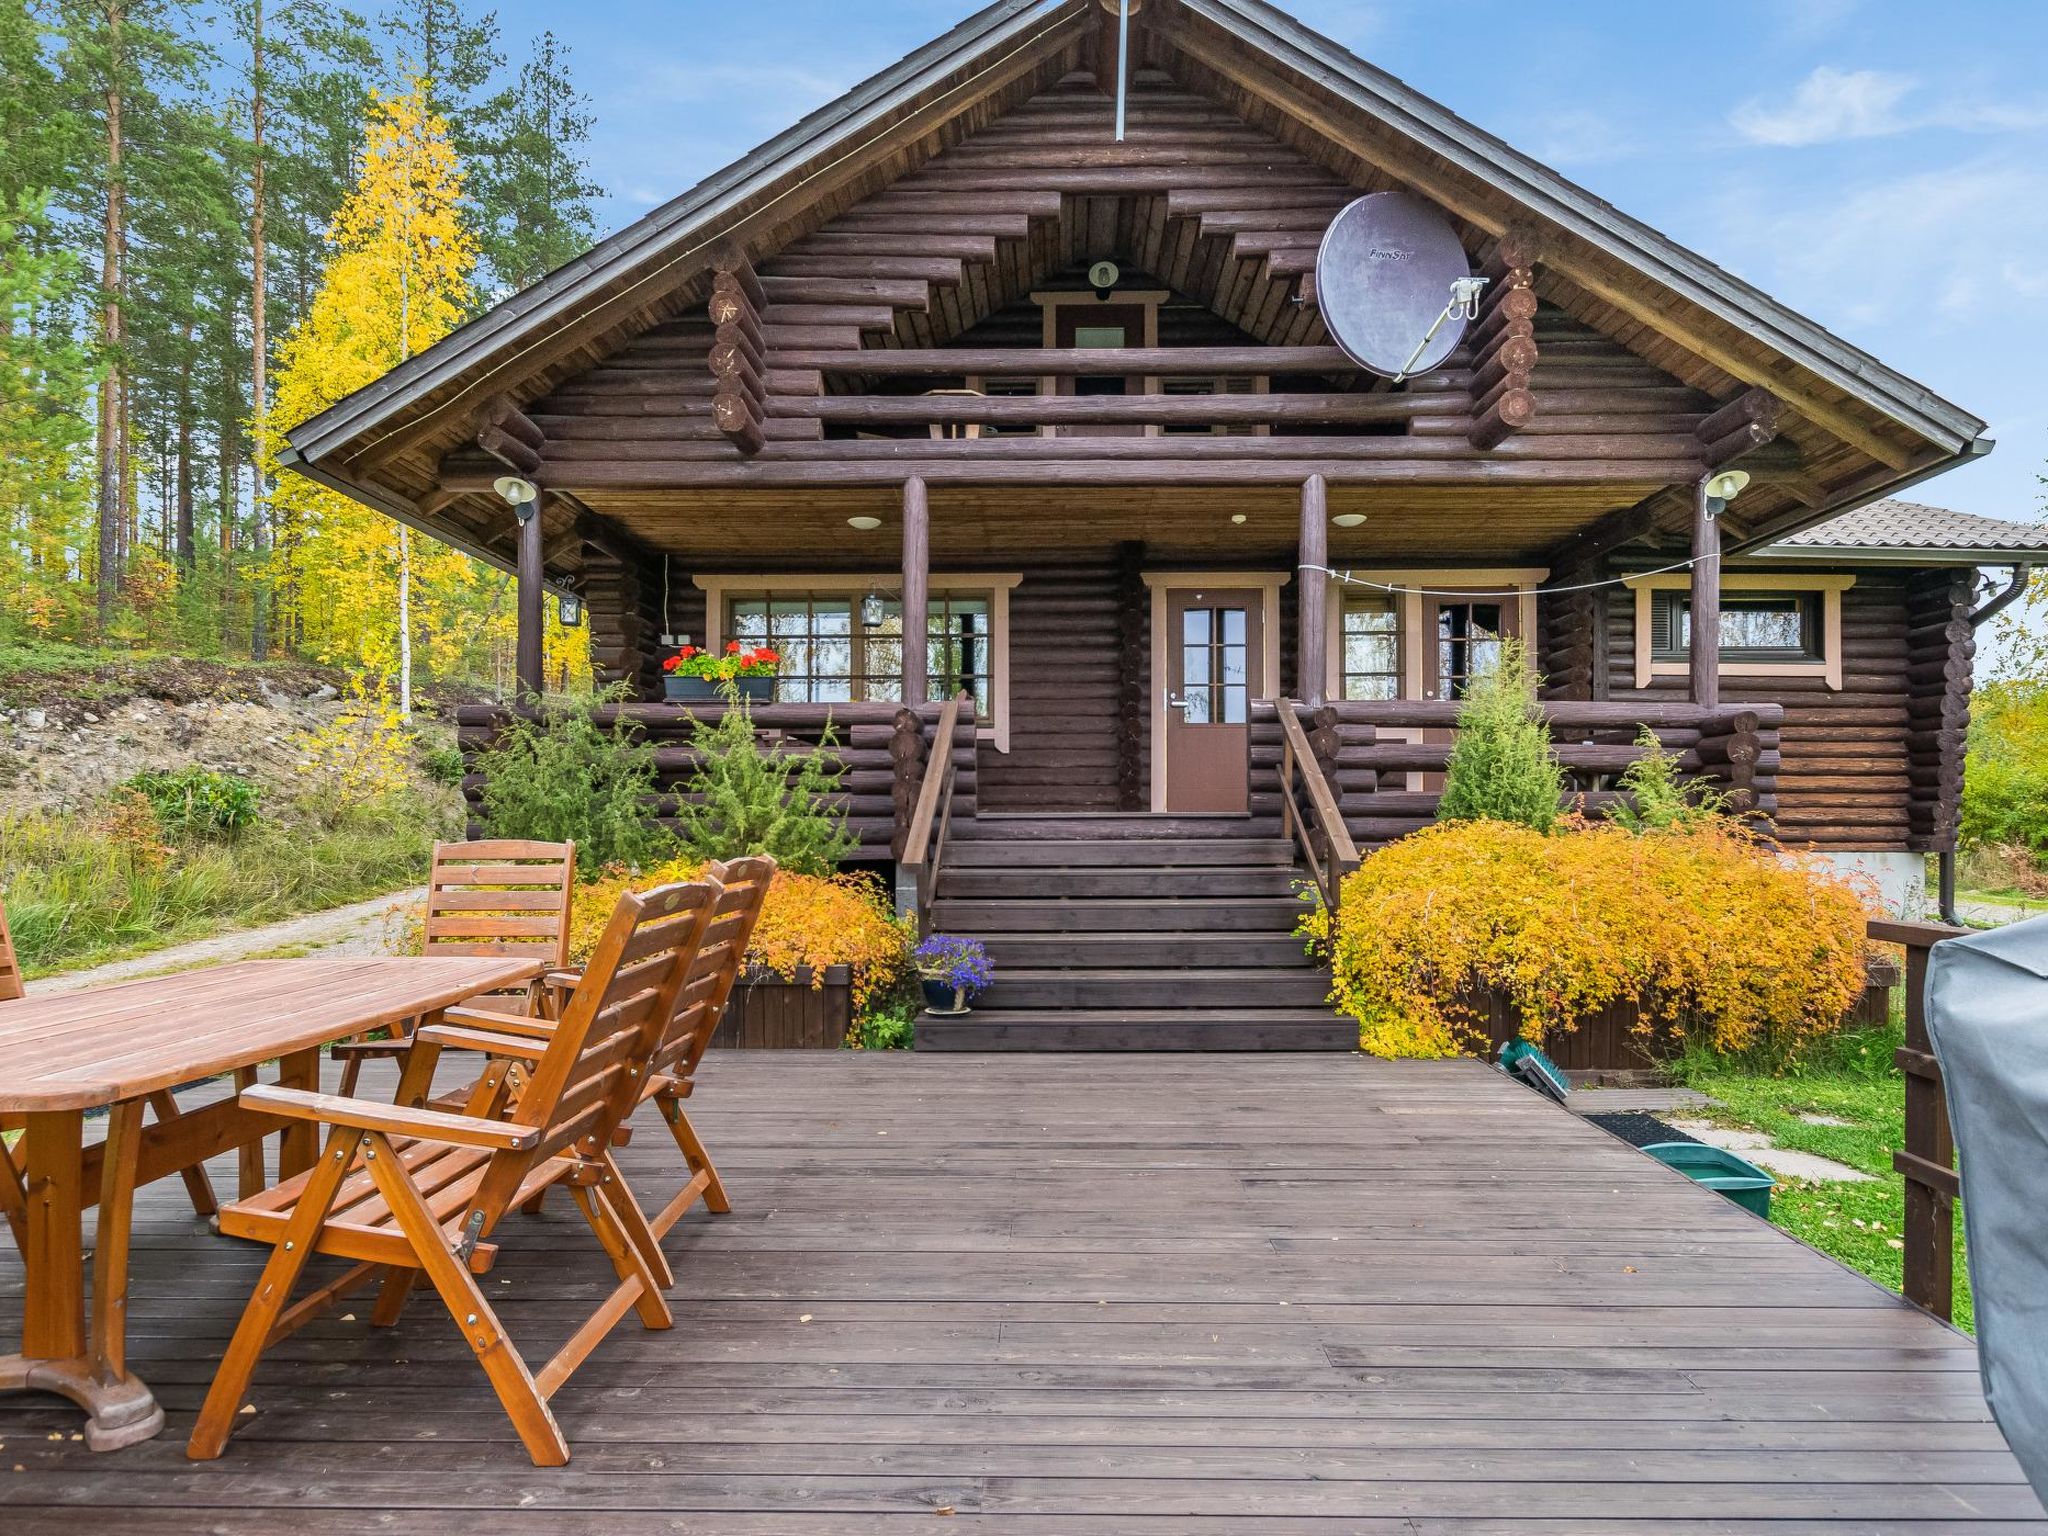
[
  {"x1": 423, "y1": 840, "x2": 576, "y2": 968},
  {"x1": 656, "y1": 856, "x2": 775, "y2": 1078},
  {"x1": 0, "y1": 895, "x2": 21, "y2": 1003},
  {"x1": 470, "y1": 880, "x2": 717, "y2": 1211}
]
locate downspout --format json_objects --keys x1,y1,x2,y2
[{"x1": 1937, "y1": 561, "x2": 2034, "y2": 924}]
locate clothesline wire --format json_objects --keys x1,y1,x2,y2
[{"x1": 1297, "y1": 553, "x2": 1713, "y2": 601}]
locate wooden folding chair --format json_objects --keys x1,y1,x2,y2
[
  {"x1": 0, "y1": 895, "x2": 219, "y2": 1249},
  {"x1": 187, "y1": 878, "x2": 717, "y2": 1466},
  {"x1": 441, "y1": 857, "x2": 775, "y2": 1235},
  {"x1": 332, "y1": 839, "x2": 576, "y2": 1097}
]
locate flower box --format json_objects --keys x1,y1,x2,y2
[
  {"x1": 663, "y1": 674, "x2": 774, "y2": 704},
  {"x1": 712, "y1": 964, "x2": 853, "y2": 1049}
]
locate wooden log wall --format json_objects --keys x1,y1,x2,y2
[
  {"x1": 979, "y1": 558, "x2": 1127, "y2": 812},
  {"x1": 455, "y1": 700, "x2": 968, "y2": 863},
  {"x1": 1537, "y1": 583, "x2": 1601, "y2": 702},
  {"x1": 521, "y1": 71, "x2": 1727, "y2": 509},
  {"x1": 1605, "y1": 570, "x2": 1918, "y2": 849},
  {"x1": 1114, "y1": 541, "x2": 1147, "y2": 811},
  {"x1": 581, "y1": 545, "x2": 675, "y2": 697},
  {"x1": 1904, "y1": 569, "x2": 1974, "y2": 853}
]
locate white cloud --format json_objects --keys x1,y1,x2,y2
[
  {"x1": 1731, "y1": 65, "x2": 2048, "y2": 148},
  {"x1": 1710, "y1": 155, "x2": 2048, "y2": 330},
  {"x1": 1730, "y1": 66, "x2": 1916, "y2": 147}
]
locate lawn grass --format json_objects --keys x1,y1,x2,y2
[
  {"x1": 3, "y1": 789, "x2": 459, "y2": 978},
  {"x1": 1674, "y1": 1017, "x2": 1973, "y2": 1331}
]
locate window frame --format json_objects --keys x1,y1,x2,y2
[
  {"x1": 693, "y1": 573, "x2": 1021, "y2": 751},
  {"x1": 1624, "y1": 572, "x2": 1854, "y2": 691},
  {"x1": 1336, "y1": 591, "x2": 1402, "y2": 702}
]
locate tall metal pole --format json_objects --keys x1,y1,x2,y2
[{"x1": 1114, "y1": 0, "x2": 1130, "y2": 142}]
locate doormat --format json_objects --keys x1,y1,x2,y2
[{"x1": 1584, "y1": 1111, "x2": 1704, "y2": 1151}]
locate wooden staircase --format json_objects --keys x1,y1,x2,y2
[{"x1": 914, "y1": 815, "x2": 1353, "y2": 1051}]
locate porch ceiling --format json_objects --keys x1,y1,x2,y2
[{"x1": 578, "y1": 482, "x2": 1652, "y2": 564}]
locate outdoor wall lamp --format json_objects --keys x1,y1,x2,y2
[
  {"x1": 494, "y1": 475, "x2": 539, "y2": 522},
  {"x1": 1700, "y1": 468, "x2": 1750, "y2": 520}
]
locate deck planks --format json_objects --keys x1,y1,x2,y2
[{"x1": 0, "y1": 1052, "x2": 2039, "y2": 1532}]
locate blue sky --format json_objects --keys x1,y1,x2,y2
[{"x1": 491, "y1": 0, "x2": 2048, "y2": 528}]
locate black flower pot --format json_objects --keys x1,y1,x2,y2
[{"x1": 921, "y1": 978, "x2": 970, "y2": 1015}]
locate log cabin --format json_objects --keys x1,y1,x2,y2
[{"x1": 278, "y1": 0, "x2": 2040, "y2": 1049}]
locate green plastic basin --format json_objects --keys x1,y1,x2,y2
[{"x1": 1640, "y1": 1141, "x2": 1775, "y2": 1218}]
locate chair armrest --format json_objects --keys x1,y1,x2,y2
[
  {"x1": 238, "y1": 1083, "x2": 538, "y2": 1150},
  {"x1": 414, "y1": 1022, "x2": 550, "y2": 1063},
  {"x1": 444, "y1": 1004, "x2": 559, "y2": 1039}
]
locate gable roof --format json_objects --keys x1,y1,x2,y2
[
  {"x1": 281, "y1": 0, "x2": 1991, "y2": 574},
  {"x1": 1759, "y1": 500, "x2": 2048, "y2": 564}
]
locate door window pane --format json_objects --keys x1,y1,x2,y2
[
  {"x1": 1437, "y1": 601, "x2": 1506, "y2": 700},
  {"x1": 1179, "y1": 604, "x2": 1253, "y2": 725}
]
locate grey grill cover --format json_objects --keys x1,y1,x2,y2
[{"x1": 1926, "y1": 916, "x2": 2048, "y2": 1495}]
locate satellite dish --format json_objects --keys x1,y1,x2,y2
[{"x1": 1316, "y1": 191, "x2": 1481, "y2": 380}]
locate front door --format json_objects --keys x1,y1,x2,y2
[{"x1": 1164, "y1": 588, "x2": 1263, "y2": 812}]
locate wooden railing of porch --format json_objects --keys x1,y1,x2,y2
[
  {"x1": 1268, "y1": 700, "x2": 1359, "y2": 914},
  {"x1": 1871, "y1": 917, "x2": 1970, "y2": 1323},
  {"x1": 893, "y1": 692, "x2": 973, "y2": 931},
  {"x1": 1251, "y1": 699, "x2": 1781, "y2": 851},
  {"x1": 454, "y1": 699, "x2": 971, "y2": 861}
]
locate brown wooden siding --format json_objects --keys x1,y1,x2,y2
[
  {"x1": 1603, "y1": 567, "x2": 1968, "y2": 852},
  {"x1": 979, "y1": 555, "x2": 1126, "y2": 812}
]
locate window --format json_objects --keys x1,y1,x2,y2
[
  {"x1": 1651, "y1": 590, "x2": 1820, "y2": 663},
  {"x1": 1340, "y1": 594, "x2": 1400, "y2": 700},
  {"x1": 725, "y1": 590, "x2": 993, "y2": 717}
]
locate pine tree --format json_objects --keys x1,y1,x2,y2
[{"x1": 474, "y1": 29, "x2": 597, "y2": 294}]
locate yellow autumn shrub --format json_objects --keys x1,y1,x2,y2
[
  {"x1": 567, "y1": 857, "x2": 913, "y2": 1017},
  {"x1": 1304, "y1": 816, "x2": 1873, "y2": 1060}
]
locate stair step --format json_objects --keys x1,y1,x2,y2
[
  {"x1": 946, "y1": 838, "x2": 1296, "y2": 869},
  {"x1": 982, "y1": 932, "x2": 1313, "y2": 968},
  {"x1": 981, "y1": 968, "x2": 1332, "y2": 1009},
  {"x1": 931, "y1": 897, "x2": 1306, "y2": 933},
  {"x1": 955, "y1": 815, "x2": 1267, "y2": 842},
  {"x1": 940, "y1": 866, "x2": 1303, "y2": 900},
  {"x1": 917, "y1": 1008, "x2": 1357, "y2": 1052}
]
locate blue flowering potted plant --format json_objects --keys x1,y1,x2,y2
[{"x1": 914, "y1": 934, "x2": 992, "y2": 1015}]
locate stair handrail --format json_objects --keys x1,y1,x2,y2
[
  {"x1": 1275, "y1": 699, "x2": 1359, "y2": 915},
  {"x1": 899, "y1": 691, "x2": 969, "y2": 934}
]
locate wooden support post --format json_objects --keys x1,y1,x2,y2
[
  {"x1": 1298, "y1": 475, "x2": 1328, "y2": 707},
  {"x1": 1689, "y1": 479, "x2": 1720, "y2": 709},
  {"x1": 516, "y1": 495, "x2": 546, "y2": 702},
  {"x1": 901, "y1": 476, "x2": 929, "y2": 706}
]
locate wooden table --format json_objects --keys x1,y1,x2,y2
[{"x1": 0, "y1": 955, "x2": 541, "y2": 1450}]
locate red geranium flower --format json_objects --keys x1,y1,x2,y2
[{"x1": 726, "y1": 640, "x2": 742, "y2": 653}]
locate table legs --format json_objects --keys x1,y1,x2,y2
[{"x1": 0, "y1": 1104, "x2": 164, "y2": 1451}]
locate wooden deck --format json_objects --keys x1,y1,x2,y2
[{"x1": 2, "y1": 1052, "x2": 2039, "y2": 1532}]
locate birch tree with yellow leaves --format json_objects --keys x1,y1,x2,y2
[{"x1": 260, "y1": 83, "x2": 512, "y2": 711}]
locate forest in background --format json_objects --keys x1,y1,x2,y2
[{"x1": 1, "y1": 0, "x2": 594, "y2": 697}]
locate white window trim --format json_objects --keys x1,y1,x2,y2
[
  {"x1": 693, "y1": 572, "x2": 1022, "y2": 752},
  {"x1": 1141, "y1": 570, "x2": 1288, "y2": 813},
  {"x1": 1622, "y1": 572, "x2": 1854, "y2": 691}
]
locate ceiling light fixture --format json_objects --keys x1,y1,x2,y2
[
  {"x1": 1230, "y1": 513, "x2": 1247, "y2": 525},
  {"x1": 1332, "y1": 513, "x2": 1366, "y2": 528},
  {"x1": 847, "y1": 515, "x2": 882, "y2": 530},
  {"x1": 494, "y1": 475, "x2": 539, "y2": 521}
]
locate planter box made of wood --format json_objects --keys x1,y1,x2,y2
[
  {"x1": 1476, "y1": 957, "x2": 1901, "y2": 1072},
  {"x1": 712, "y1": 964, "x2": 853, "y2": 1050}
]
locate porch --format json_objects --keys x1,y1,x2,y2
[{"x1": 3, "y1": 1050, "x2": 2035, "y2": 1530}]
